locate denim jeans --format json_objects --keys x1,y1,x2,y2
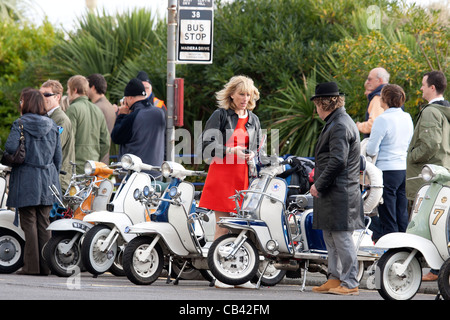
[{"x1": 378, "y1": 170, "x2": 409, "y2": 236}]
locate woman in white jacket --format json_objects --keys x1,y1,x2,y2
[{"x1": 366, "y1": 84, "x2": 413, "y2": 237}]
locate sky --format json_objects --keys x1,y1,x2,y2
[
  {"x1": 24, "y1": 0, "x2": 440, "y2": 33},
  {"x1": 24, "y1": 0, "x2": 168, "y2": 31}
]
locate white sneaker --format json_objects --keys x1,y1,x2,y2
[
  {"x1": 235, "y1": 281, "x2": 256, "y2": 289},
  {"x1": 214, "y1": 280, "x2": 233, "y2": 289}
]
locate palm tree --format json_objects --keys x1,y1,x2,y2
[
  {"x1": 0, "y1": 0, "x2": 37, "y2": 22},
  {"x1": 263, "y1": 70, "x2": 323, "y2": 157},
  {"x1": 44, "y1": 8, "x2": 166, "y2": 103}
]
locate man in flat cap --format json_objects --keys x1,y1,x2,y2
[
  {"x1": 309, "y1": 82, "x2": 364, "y2": 296},
  {"x1": 111, "y1": 78, "x2": 165, "y2": 176}
]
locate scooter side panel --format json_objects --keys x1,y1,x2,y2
[
  {"x1": 46, "y1": 218, "x2": 92, "y2": 233},
  {"x1": 127, "y1": 221, "x2": 190, "y2": 256},
  {"x1": 0, "y1": 209, "x2": 25, "y2": 240},
  {"x1": 375, "y1": 232, "x2": 445, "y2": 269},
  {"x1": 428, "y1": 186, "x2": 450, "y2": 260},
  {"x1": 304, "y1": 211, "x2": 327, "y2": 251}
]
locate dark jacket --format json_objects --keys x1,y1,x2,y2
[
  {"x1": 198, "y1": 108, "x2": 262, "y2": 162},
  {"x1": 111, "y1": 100, "x2": 165, "y2": 170},
  {"x1": 5, "y1": 113, "x2": 62, "y2": 208},
  {"x1": 313, "y1": 107, "x2": 364, "y2": 231}
]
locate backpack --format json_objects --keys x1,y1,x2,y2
[{"x1": 277, "y1": 156, "x2": 315, "y2": 196}]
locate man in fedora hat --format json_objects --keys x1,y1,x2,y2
[{"x1": 310, "y1": 82, "x2": 364, "y2": 296}]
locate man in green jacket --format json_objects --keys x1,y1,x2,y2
[
  {"x1": 66, "y1": 75, "x2": 110, "y2": 174},
  {"x1": 406, "y1": 71, "x2": 450, "y2": 200},
  {"x1": 406, "y1": 71, "x2": 449, "y2": 281},
  {"x1": 40, "y1": 80, "x2": 75, "y2": 192},
  {"x1": 406, "y1": 71, "x2": 449, "y2": 282}
]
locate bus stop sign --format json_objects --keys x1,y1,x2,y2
[{"x1": 177, "y1": 0, "x2": 214, "y2": 64}]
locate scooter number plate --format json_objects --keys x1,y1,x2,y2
[{"x1": 72, "y1": 222, "x2": 89, "y2": 232}]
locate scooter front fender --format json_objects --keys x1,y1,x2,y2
[
  {"x1": 375, "y1": 232, "x2": 444, "y2": 269},
  {"x1": 83, "y1": 211, "x2": 135, "y2": 243},
  {"x1": 126, "y1": 221, "x2": 190, "y2": 256},
  {"x1": 47, "y1": 218, "x2": 92, "y2": 234},
  {"x1": 0, "y1": 209, "x2": 25, "y2": 241},
  {"x1": 218, "y1": 218, "x2": 272, "y2": 254}
]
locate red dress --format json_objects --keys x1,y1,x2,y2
[{"x1": 199, "y1": 116, "x2": 249, "y2": 213}]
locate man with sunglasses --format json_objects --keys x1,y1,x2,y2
[{"x1": 40, "y1": 80, "x2": 75, "y2": 192}]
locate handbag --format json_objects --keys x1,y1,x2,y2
[{"x1": 1, "y1": 119, "x2": 26, "y2": 167}]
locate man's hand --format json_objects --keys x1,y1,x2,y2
[{"x1": 310, "y1": 184, "x2": 319, "y2": 198}]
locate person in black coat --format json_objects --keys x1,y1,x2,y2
[{"x1": 309, "y1": 82, "x2": 364, "y2": 296}]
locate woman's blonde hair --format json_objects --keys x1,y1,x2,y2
[{"x1": 216, "y1": 75, "x2": 260, "y2": 111}]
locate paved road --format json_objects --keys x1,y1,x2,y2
[{"x1": 0, "y1": 271, "x2": 438, "y2": 301}]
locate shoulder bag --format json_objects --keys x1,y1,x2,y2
[{"x1": 1, "y1": 119, "x2": 26, "y2": 167}]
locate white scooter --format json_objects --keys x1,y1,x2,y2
[
  {"x1": 375, "y1": 164, "x2": 450, "y2": 300},
  {"x1": 43, "y1": 161, "x2": 115, "y2": 277},
  {"x1": 0, "y1": 164, "x2": 25, "y2": 273},
  {"x1": 81, "y1": 154, "x2": 162, "y2": 276},
  {"x1": 122, "y1": 161, "x2": 209, "y2": 285},
  {"x1": 207, "y1": 155, "x2": 380, "y2": 288}
]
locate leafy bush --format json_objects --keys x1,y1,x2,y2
[{"x1": 0, "y1": 20, "x2": 60, "y2": 147}]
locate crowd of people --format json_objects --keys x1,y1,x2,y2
[
  {"x1": 2, "y1": 71, "x2": 166, "y2": 275},
  {"x1": 1, "y1": 67, "x2": 448, "y2": 295}
]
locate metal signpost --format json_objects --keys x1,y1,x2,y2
[{"x1": 166, "y1": 0, "x2": 214, "y2": 161}]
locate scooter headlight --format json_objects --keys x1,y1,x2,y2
[
  {"x1": 143, "y1": 185, "x2": 154, "y2": 197},
  {"x1": 168, "y1": 186, "x2": 180, "y2": 198},
  {"x1": 84, "y1": 160, "x2": 96, "y2": 175},
  {"x1": 121, "y1": 154, "x2": 134, "y2": 170},
  {"x1": 266, "y1": 240, "x2": 279, "y2": 253},
  {"x1": 133, "y1": 188, "x2": 141, "y2": 200},
  {"x1": 68, "y1": 185, "x2": 80, "y2": 196},
  {"x1": 161, "y1": 161, "x2": 173, "y2": 178},
  {"x1": 421, "y1": 165, "x2": 435, "y2": 182}
]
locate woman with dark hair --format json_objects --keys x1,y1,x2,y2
[
  {"x1": 366, "y1": 84, "x2": 414, "y2": 237},
  {"x1": 4, "y1": 88, "x2": 62, "y2": 275}
]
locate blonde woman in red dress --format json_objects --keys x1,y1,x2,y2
[{"x1": 198, "y1": 75, "x2": 262, "y2": 241}]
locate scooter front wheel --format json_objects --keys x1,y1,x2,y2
[
  {"x1": 376, "y1": 248, "x2": 422, "y2": 300},
  {"x1": 123, "y1": 236, "x2": 164, "y2": 285},
  {"x1": 207, "y1": 234, "x2": 259, "y2": 286},
  {"x1": 44, "y1": 232, "x2": 82, "y2": 277},
  {"x1": 438, "y1": 258, "x2": 450, "y2": 300},
  {"x1": 0, "y1": 229, "x2": 24, "y2": 273},
  {"x1": 81, "y1": 225, "x2": 118, "y2": 275}
]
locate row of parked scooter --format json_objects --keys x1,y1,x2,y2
[{"x1": 0, "y1": 147, "x2": 449, "y2": 300}]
